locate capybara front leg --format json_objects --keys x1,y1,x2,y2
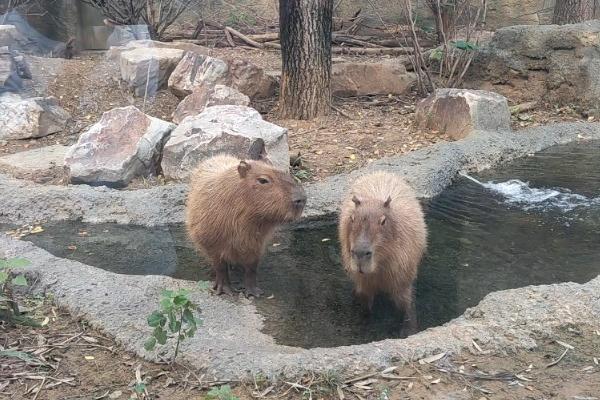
[
  {"x1": 353, "y1": 288, "x2": 374, "y2": 313},
  {"x1": 395, "y1": 285, "x2": 417, "y2": 337},
  {"x1": 213, "y1": 261, "x2": 233, "y2": 296},
  {"x1": 243, "y1": 263, "x2": 263, "y2": 298}
]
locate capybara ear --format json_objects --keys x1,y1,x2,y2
[
  {"x1": 383, "y1": 196, "x2": 392, "y2": 208},
  {"x1": 238, "y1": 160, "x2": 251, "y2": 177},
  {"x1": 248, "y1": 139, "x2": 272, "y2": 164},
  {"x1": 352, "y1": 195, "x2": 362, "y2": 206}
]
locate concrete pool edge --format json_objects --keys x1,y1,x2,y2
[
  {"x1": 2, "y1": 121, "x2": 600, "y2": 226},
  {"x1": 2, "y1": 121, "x2": 600, "y2": 378},
  {"x1": 2, "y1": 235, "x2": 599, "y2": 379}
]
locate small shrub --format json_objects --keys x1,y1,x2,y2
[
  {"x1": 206, "y1": 385, "x2": 239, "y2": 400},
  {"x1": 144, "y1": 288, "x2": 201, "y2": 361},
  {"x1": 0, "y1": 257, "x2": 31, "y2": 325}
]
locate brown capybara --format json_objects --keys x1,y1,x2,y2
[
  {"x1": 186, "y1": 152, "x2": 306, "y2": 297},
  {"x1": 339, "y1": 171, "x2": 427, "y2": 333}
]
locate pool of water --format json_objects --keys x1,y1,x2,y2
[{"x1": 6, "y1": 140, "x2": 600, "y2": 349}]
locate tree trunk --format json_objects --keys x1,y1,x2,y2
[
  {"x1": 553, "y1": 0, "x2": 594, "y2": 24},
  {"x1": 279, "y1": 0, "x2": 333, "y2": 120}
]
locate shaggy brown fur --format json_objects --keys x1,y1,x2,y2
[
  {"x1": 339, "y1": 171, "x2": 427, "y2": 334},
  {"x1": 186, "y1": 154, "x2": 306, "y2": 297}
]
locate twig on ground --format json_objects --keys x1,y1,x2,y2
[{"x1": 546, "y1": 348, "x2": 569, "y2": 368}]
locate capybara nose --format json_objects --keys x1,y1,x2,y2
[
  {"x1": 293, "y1": 197, "x2": 306, "y2": 209},
  {"x1": 352, "y1": 249, "x2": 373, "y2": 260},
  {"x1": 292, "y1": 190, "x2": 307, "y2": 209}
]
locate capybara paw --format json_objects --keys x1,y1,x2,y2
[
  {"x1": 244, "y1": 286, "x2": 264, "y2": 298},
  {"x1": 214, "y1": 283, "x2": 234, "y2": 296}
]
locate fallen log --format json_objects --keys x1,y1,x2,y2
[
  {"x1": 223, "y1": 28, "x2": 235, "y2": 47},
  {"x1": 332, "y1": 46, "x2": 413, "y2": 55},
  {"x1": 247, "y1": 32, "x2": 279, "y2": 42},
  {"x1": 332, "y1": 34, "x2": 383, "y2": 48},
  {"x1": 224, "y1": 26, "x2": 264, "y2": 48}
]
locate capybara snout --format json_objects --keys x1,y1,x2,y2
[{"x1": 291, "y1": 185, "x2": 307, "y2": 215}]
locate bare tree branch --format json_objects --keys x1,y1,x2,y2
[{"x1": 80, "y1": 0, "x2": 201, "y2": 40}]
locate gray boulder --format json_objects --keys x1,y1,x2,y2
[
  {"x1": 415, "y1": 89, "x2": 511, "y2": 140},
  {"x1": 119, "y1": 47, "x2": 185, "y2": 96},
  {"x1": 64, "y1": 106, "x2": 175, "y2": 187},
  {"x1": 0, "y1": 144, "x2": 69, "y2": 175},
  {"x1": 106, "y1": 25, "x2": 151, "y2": 48},
  {"x1": 168, "y1": 53, "x2": 277, "y2": 99},
  {"x1": 106, "y1": 39, "x2": 210, "y2": 63},
  {"x1": 161, "y1": 105, "x2": 289, "y2": 180},
  {"x1": 0, "y1": 93, "x2": 70, "y2": 140},
  {"x1": 0, "y1": 25, "x2": 30, "y2": 51},
  {"x1": 485, "y1": 20, "x2": 600, "y2": 106},
  {"x1": 0, "y1": 46, "x2": 19, "y2": 91},
  {"x1": 332, "y1": 60, "x2": 416, "y2": 97},
  {"x1": 172, "y1": 84, "x2": 250, "y2": 124}
]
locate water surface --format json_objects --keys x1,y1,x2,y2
[{"x1": 8, "y1": 140, "x2": 600, "y2": 348}]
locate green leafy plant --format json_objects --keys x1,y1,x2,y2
[
  {"x1": 144, "y1": 289, "x2": 201, "y2": 361},
  {"x1": 0, "y1": 257, "x2": 31, "y2": 325},
  {"x1": 206, "y1": 385, "x2": 239, "y2": 400},
  {"x1": 450, "y1": 40, "x2": 479, "y2": 51}
]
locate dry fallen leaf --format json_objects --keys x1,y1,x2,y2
[
  {"x1": 84, "y1": 355, "x2": 95, "y2": 360},
  {"x1": 431, "y1": 378, "x2": 441, "y2": 384},
  {"x1": 322, "y1": 238, "x2": 331, "y2": 242},
  {"x1": 419, "y1": 352, "x2": 447, "y2": 365},
  {"x1": 41, "y1": 317, "x2": 50, "y2": 327},
  {"x1": 30, "y1": 226, "x2": 44, "y2": 234}
]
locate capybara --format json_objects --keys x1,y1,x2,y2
[
  {"x1": 186, "y1": 150, "x2": 306, "y2": 297},
  {"x1": 339, "y1": 171, "x2": 427, "y2": 333}
]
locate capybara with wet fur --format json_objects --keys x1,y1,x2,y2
[
  {"x1": 186, "y1": 153, "x2": 306, "y2": 297},
  {"x1": 339, "y1": 171, "x2": 427, "y2": 333}
]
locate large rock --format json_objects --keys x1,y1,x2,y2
[
  {"x1": 484, "y1": 20, "x2": 600, "y2": 106},
  {"x1": 106, "y1": 40, "x2": 210, "y2": 63},
  {"x1": 168, "y1": 53, "x2": 277, "y2": 99},
  {"x1": 106, "y1": 25, "x2": 151, "y2": 48},
  {"x1": 0, "y1": 25, "x2": 30, "y2": 51},
  {"x1": 0, "y1": 93, "x2": 70, "y2": 139},
  {"x1": 0, "y1": 145, "x2": 69, "y2": 174},
  {"x1": 415, "y1": 89, "x2": 510, "y2": 140},
  {"x1": 172, "y1": 84, "x2": 250, "y2": 124},
  {"x1": 161, "y1": 105, "x2": 288, "y2": 180},
  {"x1": 0, "y1": 47, "x2": 19, "y2": 91},
  {"x1": 64, "y1": 106, "x2": 175, "y2": 187},
  {"x1": 119, "y1": 47, "x2": 185, "y2": 96},
  {"x1": 221, "y1": 56, "x2": 279, "y2": 100},
  {"x1": 332, "y1": 61, "x2": 416, "y2": 97}
]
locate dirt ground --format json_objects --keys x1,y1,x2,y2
[
  {"x1": 2, "y1": 296, "x2": 599, "y2": 400},
  {"x1": 0, "y1": 47, "x2": 589, "y2": 186}
]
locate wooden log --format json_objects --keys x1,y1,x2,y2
[
  {"x1": 224, "y1": 26, "x2": 264, "y2": 48},
  {"x1": 223, "y1": 29, "x2": 235, "y2": 47},
  {"x1": 332, "y1": 46, "x2": 413, "y2": 55},
  {"x1": 332, "y1": 34, "x2": 383, "y2": 48},
  {"x1": 263, "y1": 41, "x2": 282, "y2": 50},
  {"x1": 247, "y1": 32, "x2": 280, "y2": 42}
]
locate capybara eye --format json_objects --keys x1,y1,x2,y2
[{"x1": 257, "y1": 177, "x2": 270, "y2": 185}]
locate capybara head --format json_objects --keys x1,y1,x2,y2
[
  {"x1": 345, "y1": 194, "x2": 394, "y2": 274},
  {"x1": 237, "y1": 160, "x2": 306, "y2": 223}
]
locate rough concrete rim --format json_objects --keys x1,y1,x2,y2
[{"x1": 1, "y1": 121, "x2": 600, "y2": 379}]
